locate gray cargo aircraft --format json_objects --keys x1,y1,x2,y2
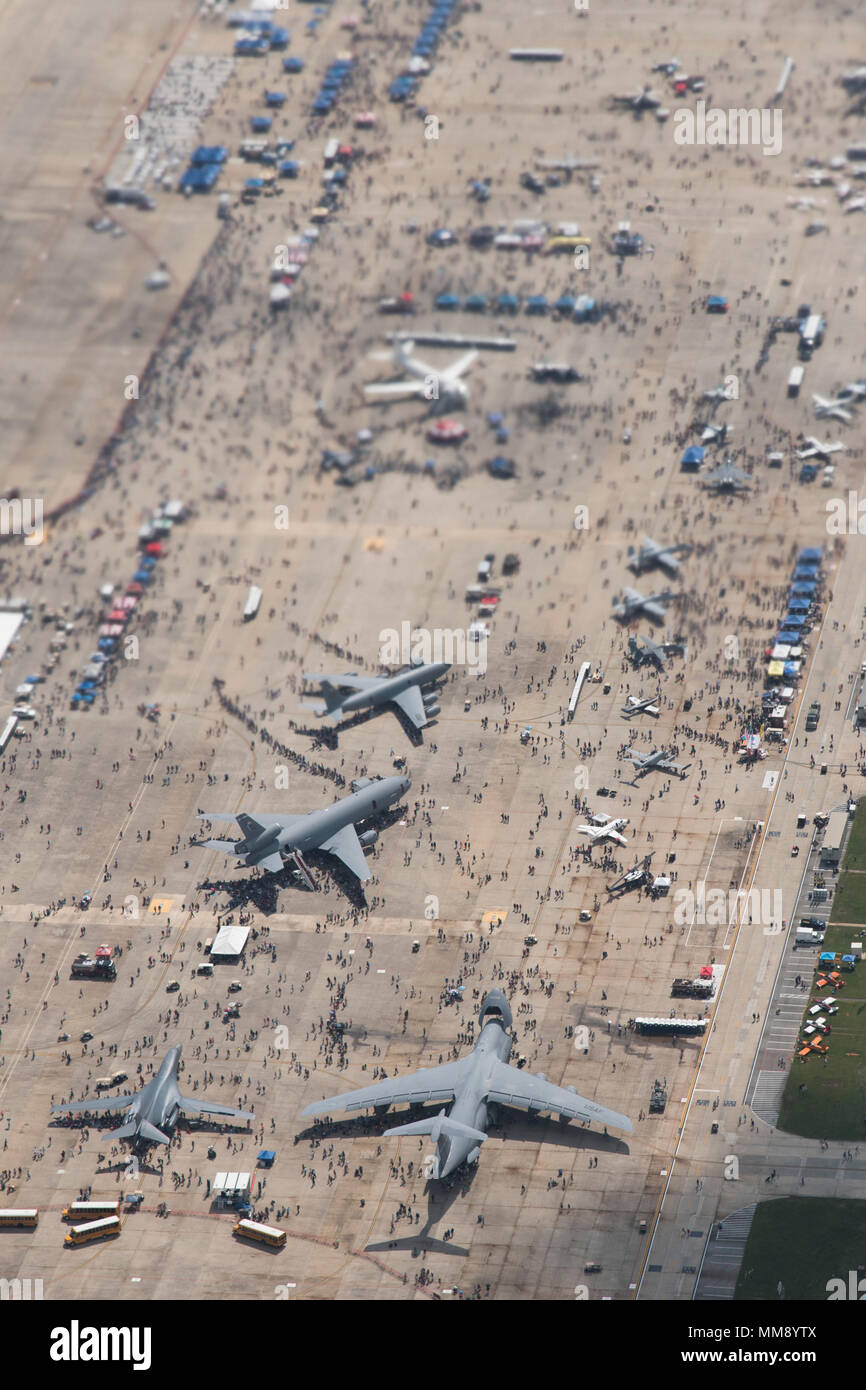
[
  {"x1": 622, "y1": 746, "x2": 691, "y2": 778},
  {"x1": 301, "y1": 989, "x2": 632, "y2": 1179},
  {"x1": 613, "y1": 587, "x2": 675, "y2": 624},
  {"x1": 50, "y1": 1045, "x2": 252, "y2": 1149},
  {"x1": 196, "y1": 775, "x2": 410, "y2": 883},
  {"x1": 627, "y1": 536, "x2": 692, "y2": 577},
  {"x1": 302, "y1": 661, "x2": 449, "y2": 730}
]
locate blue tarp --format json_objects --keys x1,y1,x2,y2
[
  {"x1": 798, "y1": 548, "x2": 823, "y2": 564},
  {"x1": 681, "y1": 446, "x2": 705, "y2": 466},
  {"x1": 191, "y1": 145, "x2": 228, "y2": 166},
  {"x1": 179, "y1": 164, "x2": 221, "y2": 191}
]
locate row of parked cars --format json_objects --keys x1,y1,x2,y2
[{"x1": 71, "y1": 502, "x2": 185, "y2": 709}]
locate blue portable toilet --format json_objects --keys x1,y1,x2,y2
[{"x1": 265, "y1": 91, "x2": 286, "y2": 108}]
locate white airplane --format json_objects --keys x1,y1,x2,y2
[
  {"x1": 839, "y1": 381, "x2": 866, "y2": 400},
  {"x1": 613, "y1": 587, "x2": 675, "y2": 624},
  {"x1": 364, "y1": 340, "x2": 478, "y2": 415},
  {"x1": 627, "y1": 536, "x2": 692, "y2": 577},
  {"x1": 845, "y1": 197, "x2": 866, "y2": 213},
  {"x1": 621, "y1": 693, "x2": 660, "y2": 718},
  {"x1": 700, "y1": 421, "x2": 733, "y2": 443},
  {"x1": 576, "y1": 814, "x2": 630, "y2": 848},
  {"x1": 701, "y1": 383, "x2": 736, "y2": 403},
  {"x1": 813, "y1": 394, "x2": 855, "y2": 423},
  {"x1": 797, "y1": 436, "x2": 846, "y2": 460}
]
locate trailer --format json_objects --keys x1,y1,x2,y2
[
  {"x1": 819, "y1": 809, "x2": 848, "y2": 866},
  {"x1": 632, "y1": 1016, "x2": 707, "y2": 1037}
]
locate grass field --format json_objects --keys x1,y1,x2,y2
[
  {"x1": 777, "y1": 801, "x2": 866, "y2": 1140},
  {"x1": 735, "y1": 1198, "x2": 866, "y2": 1300}
]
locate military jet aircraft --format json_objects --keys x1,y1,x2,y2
[
  {"x1": 627, "y1": 536, "x2": 693, "y2": 577},
  {"x1": 627, "y1": 633, "x2": 672, "y2": 669},
  {"x1": 364, "y1": 340, "x2": 477, "y2": 415},
  {"x1": 812, "y1": 394, "x2": 855, "y2": 424},
  {"x1": 196, "y1": 775, "x2": 410, "y2": 885},
  {"x1": 700, "y1": 457, "x2": 751, "y2": 491},
  {"x1": 622, "y1": 746, "x2": 691, "y2": 778},
  {"x1": 300, "y1": 989, "x2": 632, "y2": 1179},
  {"x1": 621, "y1": 693, "x2": 661, "y2": 718},
  {"x1": 576, "y1": 813, "x2": 630, "y2": 847},
  {"x1": 302, "y1": 661, "x2": 449, "y2": 731},
  {"x1": 50, "y1": 1045, "x2": 252, "y2": 1150},
  {"x1": 611, "y1": 86, "x2": 661, "y2": 112},
  {"x1": 613, "y1": 587, "x2": 675, "y2": 624},
  {"x1": 796, "y1": 436, "x2": 845, "y2": 460},
  {"x1": 607, "y1": 853, "x2": 654, "y2": 896}
]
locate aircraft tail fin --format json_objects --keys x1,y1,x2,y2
[
  {"x1": 202, "y1": 838, "x2": 239, "y2": 854},
  {"x1": 109, "y1": 1120, "x2": 140, "y2": 1142},
  {"x1": 384, "y1": 1111, "x2": 487, "y2": 1145},
  {"x1": 138, "y1": 1120, "x2": 171, "y2": 1145}
]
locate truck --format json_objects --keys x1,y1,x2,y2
[
  {"x1": 805, "y1": 701, "x2": 821, "y2": 731},
  {"x1": 855, "y1": 675, "x2": 866, "y2": 726},
  {"x1": 798, "y1": 313, "x2": 825, "y2": 357},
  {"x1": 670, "y1": 978, "x2": 713, "y2": 999},
  {"x1": 71, "y1": 953, "x2": 117, "y2": 982},
  {"x1": 795, "y1": 926, "x2": 822, "y2": 947},
  {"x1": 787, "y1": 364, "x2": 804, "y2": 398}
]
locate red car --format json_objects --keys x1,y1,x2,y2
[{"x1": 427, "y1": 419, "x2": 467, "y2": 444}]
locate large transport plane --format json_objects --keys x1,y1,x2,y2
[
  {"x1": 197, "y1": 775, "x2": 410, "y2": 882},
  {"x1": 50, "y1": 1045, "x2": 253, "y2": 1150},
  {"x1": 301, "y1": 990, "x2": 632, "y2": 1179}
]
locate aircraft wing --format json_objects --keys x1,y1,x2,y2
[
  {"x1": 442, "y1": 348, "x2": 478, "y2": 380},
  {"x1": 177, "y1": 1096, "x2": 254, "y2": 1121},
  {"x1": 320, "y1": 823, "x2": 372, "y2": 881},
  {"x1": 392, "y1": 683, "x2": 427, "y2": 728},
  {"x1": 608, "y1": 830, "x2": 628, "y2": 847},
  {"x1": 51, "y1": 1094, "x2": 134, "y2": 1115},
  {"x1": 364, "y1": 380, "x2": 426, "y2": 398},
  {"x1": 304, "y1": 673, "x2": 378, "y2": 693},
  {"x1": 301, "y1": 1056, "x2": 474, "y2": 1118},
  {"x1": 483, "y1": 1059, "x2": 633, "y2": 1132}
]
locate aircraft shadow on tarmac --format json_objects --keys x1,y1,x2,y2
[
  {"x1": 199, "y1": 803, "x2": 408, "y2": 914},
  {"x1": 295, "y1": 702, "x2": 426, "y2": 750}
]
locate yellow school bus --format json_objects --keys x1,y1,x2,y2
[
  {"x1": 233, "y1": 1218, "x2": 286, "y2": 1249},
  {"x1": 62, "y1": 1200, "x2": 120, "y2": 1222},
  {"x1": 542, "y1": 235, "x2": 592, "y2": 255},
  {"x1": 64, "y1": 1215, "x2": 121, "y2": 1246},
  {"x1": 0, "y1": 1208, "x2": 38, "y2": 1229}
]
